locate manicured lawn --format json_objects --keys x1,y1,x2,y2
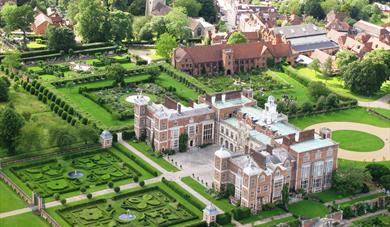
[
  {"x1": 332, "y1": 130, "x2": 385, "y2": 152},
  {"x1": 289, "y1": 107, "x2": 390, "y2": 129},
  {"x1": 312, "y1": 189, "x2": 352, "y2": 203},
  {"x1": 0, "y1": 212, "x2": 49, "y2": 227},
  {"x1": 127, "y1": 140, "x2": 179, "y2": 172},
  {"x1": 156, "y1": 73, "x2": 199, "y2": 104},
  {"x1": 296, "y1": 67, "x2": 390, "y2": 102},
  {"x1": 255, "y1": 216, "x2": 297, "y2": 227},
  {"x1": 373, "y1": 108, "x2": 390, "y2": 119},
  {"x1": 239, "y1": 207, "x2": 286, "y2": 224},
  {"x1": 46, "y1": 182, "x2": 204, "y2": 227},
  {"x1": 181, "y1": 176, "x2": 235, "y2": 213},
  {"x1": 27, "y1": 42, "x2": 47, "y2": 49},
  {"x1": 266, "y1": 70, "x2": 312, "y2": 105},
  {"x1": 338, "y1": 159, "x2": 390, "y2": 169},
  {"x1": 0, "y1": 180, "x2": 27, "y2": 212},
  {"x1": 288, "y1": 200, "x2": 328, "y2": 218},
  {"x1": 120, "y1": 62, "x2": 137, "y2": 69},
  {"x1": 338, "y1": 192, "x2": 386, "y2": 207},
  {"x1": 3, "y1": 147, "x2": 155, "y2": 200},
  {"x1": 352, "y1": 213, "x2": 390, "y2": 226}
]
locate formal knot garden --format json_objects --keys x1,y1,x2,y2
[
  {"x1": 55, "y1": 186, "x2": 198, "y2": 226},
  {"x1": 2, "y1": 146, "x2": 159, "y2": 200}
]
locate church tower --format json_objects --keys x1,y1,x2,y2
[{"x1": 145, "y1": 0, "x2": 166, "y2": 16}]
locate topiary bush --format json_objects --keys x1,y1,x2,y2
[
  {"x1": 87, "y1": 193, "x2": 92, "y2": 199},
  {"x1": 114, "y1": 186, "x2": 120, "y2": 193},
  {"x1": 80, "y1": 186, "x2": 86, "y2": 193},
  {"x1": 61, "y1": 198, "x2": 66, "y2": 205},
  {"x1": 139, "y1": 181, "x2": 145, "y2": 187},
  {"x1": 107, "y1": 181, "x2": 114, "y2": 188},
  {"x1": 54, "y1": 193, "x2": 60, "y2": 200}
]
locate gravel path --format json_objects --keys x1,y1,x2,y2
[{"x1": 306, "y1": 122, "x2": 390, "y2": 161}]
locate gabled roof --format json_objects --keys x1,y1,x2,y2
[
  {"x1": 326, "y1": 19, "x2": 350, "y2": 32},
  {"x1": 33, "y1": 12, "x2": 52, "y2": 27},
  {"x1": 326, "y1": 10, "x2": 348, "y2": 23},
  {"x1": 274, "y1": 23, "x2": 326, "y2": 39},
  {"x1": 354, "y1": 20, "x2": 389, "y2": 38}
]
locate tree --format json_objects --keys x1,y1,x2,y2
[
  {"x1": 281, "y1": 184, "x2": 289, "y2": 210},
  {"x1": 138, "y1": 23, "x2": 154, "y2": 41},
  {"x1": 332, "y1": 166, "x2": 372, "y2": 194},
  {"x1": 343, "y1": 58, "x2": 388, "y2": 96},
  {"x1": 216, "y1": 20, "x2": 227, "y2": 32},
  {"x1": 46, "y1": 26, "x2": 76, "y2": 51},
  {"x1": 149, "y1": 16, "x2": 167, "y2": 38},
  {"x1": 227, "y1": 32, "x2": 248, "y2": 44},
  {"x1": 133, "y1": 16, "x2": 151, "y2": 39},
  {"x1": 109, "y1": 10, "x2": 133, "y2": 42},
  {"x1": 316, "y1": 96, "x2": 326, "y2": 110},
  {"x1": 128, "y1": 0, "x2": 146, "y2": 16},
  {"x1": 107, "y1": 0, "x2": 129, "y2": 11},
  {"x1": 301, "y1": 101, "x2": 313, "y2": 113},
  {"x1": 0, "y1": 78, "x2": 9, "y2": 102},
  {"x1": 198, "y1": 0, "x2": 217, "y2": 23},
  {"x1": 308, "y1": 81, "x2": 330, "y2": 99},
  {"x1": 2, "y1": 50, "x2": 21, "y2": 71},
  {"x1": 304, "y1": 0, "x2": 325, "y2": 20},
  {"x1": 364, "y1": 48, "x2": 390, "y2": 79},
  {"x1": 336, "y1": 50, "x2": 358, "y2": 73},
  {"x1": 66, "y1": 0, "x2": 80, "y2": 23},
  {"x1": 173, "y1": 0, "x2": 201, "y2": 17},
  {"x1": 178, "y1": 133, "x2": 188, "y2": 152},
  {"x1": 1, "y1": 3, "x2": 34, "y2": 49},
  {"x1": 288, "y1": 101, "x2": 297, "y2": 114},
  {"x1": 49, "y1": 127, "x2": 77, "y2": 151},
  {"x1": 308, "y1": 59, "x2": 320, "y2": 75},
  {"x1": 322, "y1": 57, "x2": 333, "y2": 77},
  {"x1": 325, "y1": 93, "x2": 338, "y2": 108},
  {"x1": 165, "y1": 7, "x2": 191, "y2": 40},
  {"x1": 379, "y1": 175, "x2": 390, "y2": 191},
  {"x1": 106, "y1": 64, "x2": 126, "y2": 87},
  {"x1": 156, "y1": 33, "x2": 177, "y2": 59},
  {"x1": 17, "y1": 124, "x2": 43, "y2": 153},
  {"x1": 0, "y1": 106, "x2": 24, "y2": 155},
  {"x1": 366, "y1": 164, "x2": 390, "y2": 182},
  {"x1": 75, "y1": 0, "x2": 110, "y2": 43},
  {"x1": 77, "y1": 125, "x2": 99, "y2": 144}
]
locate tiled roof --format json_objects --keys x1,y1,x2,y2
[
  {"x1": 34, "y1": 12, "x2": 52, "y2": 27},
  {"x1": 174, "y1": 42, "x2": 269, "y2": 64},
  {"x1": 274, "y1": 23, "x2": 326, "y2": 39},
  {"x1": 354, "y1": 20, "x2": 389, "y2": 38}
]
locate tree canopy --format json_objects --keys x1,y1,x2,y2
[
  {"x1": 332, "y1": 166, "x2": 371, "y2": 194},
  {"x1": 336, "y1": 50, "x2": 358, "y2": 73},
  {"x1": 109, "y1": 10, "x2": 133, "y2": 42},
  {"x1": 0, "y1": 106, "x2": 25, "y2": 155},
  {"x1": 173, "y1": 0, "x2": 201, "y2": 17},
  {"x1": 156, "y1": 33, "x2": 177, "y2": 58},
  {"x1": 227, "y1": 32, "x2": 248, "y2": 44},
  {"x1": 46, "y1": 26, "x2": 76, "y2": 51}
]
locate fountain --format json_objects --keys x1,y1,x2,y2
[
  {"x1": 118, "y1": 209, "x2": 136, "y2": 222},
  {"x1": 68, "y1": 170, "x2": 84, "y2": 179}
]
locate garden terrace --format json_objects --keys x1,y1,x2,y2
[
  {"x1": 49, "y1": 183, "x2": 204, "y2": 227},
  {"x1": 3, "y1": 147, "x2": 157, "y2": 199}
]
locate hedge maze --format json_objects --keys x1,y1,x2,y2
[
  {"x1": 10, "y1": 149, "x2": 142, "y2": 198},
  {"x1": 57, "y1": 186, "x2": 198, "y2": 226}
]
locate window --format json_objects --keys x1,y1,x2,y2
[
  {"x1": 203, "y1": 123, "x2": 213, "y2": 142},
  {"x1": 221, "y1": 126, "x2": 224, "y2": 134},
  {"x1": 263, "y1": 185, "x2": 268, "y2": 192},
  {"x1": 259, "y1": 175, "x2": 265, "y2": 182},
  {"x1": 301, "y1": 164, "x2": 311, "y2": 179},
  {"x1": 313, "y1": 161, "x2": 324, "y2": 177},
  {"x1": 172, "y1": 129, "x2": 179, "y2": 139},
  {"x1": 161, "y1": 121, "x2": 167, "y2": 130},
  {"x1": 172, "y1": 139, "x2": 179, "y2": 149},
  {"x1": 315, "y1": 151, "x2": 321, "y2": 160},
  {"x1": 325, "y1": 159, "x2": 333, "y2": 173},
  {"x1": 188, "y1": 125, "x2": 195, "y2": 137},
  {"x1": 303, "y1": 153, "x2": 309, "y2": 163}
]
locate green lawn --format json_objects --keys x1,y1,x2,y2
[
  {"x1": 296, "y1": 67, "x2": 390, "y2": 102},
  {"x1": 289, "y1": 107, "x2": 390, "y2": 129},
  {"x1": 156, "y1": 73, "x2": 200, "y2": 104},
  {"x1": 312, "y1": 189, "x2": 352, "y2": 203},
  {"x1": 127, "y1": 140, "x2": 179, "y2": 172},
  {"x1": 0, "y1": 180, "x2": 27, "y2": 213},
  {"x1": 0, "y1": 212, "x2": 49, "y2": 227},
  {"x1": 27, "y1": 42, "x2": 47, "y2": 50},
  {"x1": 288, "y1": 200, "x2": 328, "y2": 218},
  {"x1": 352, "y1": 213, "x2": 390, "y2": 226},
  {"x1": 46, "y1": 182, "x2": 204, "y2": 227},
  {"x1": 181, "y1": 176, "x2": 235, "y2": 213},
  {"x1": 266, "y1": 70, "x2": 311, "y2": 105},
  {"x1": 255, "y1": 216, "x2": 297, "y2": 227},
  {"x1": 239, "y1": 207, "x2": 286, "y2": 224},
  {"x1": 332, "y1": 130, "x2": 384, "y2": 152},
  {"x1": 338, "y1": 159, "x2": 390, "y2": 169},
  {"x1": 373, "y1": 108, "x2": 390, "y2": 119},
  {"x1": 338, "y1": 192, "x2": 386, "y2": 207}
]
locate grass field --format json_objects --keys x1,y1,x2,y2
[
  {"x1": 239, "y1": 207, "x2": 286, "y2": 224},
  {"x1": 181, "y1": 176, "x2": 235, "y2": 213},
  {"x1": 338, "y1": 192, "x2": 386, "y2": 207},
  {"x1": 338, "y1": 159, "x2": 390, "y2": 169},
  {"x1": 0, "y1": 180, "x2": 27, "y2": 213},
  {"x1": 155, "y1": 73, "x2": 199, "y2": 104},
  {"x1": 255, "y1": 216, "x2": 297, "y2": 227},
  {"x1": 266, "y1": 70, "x2": 312, "y2": 105},
  {"x1": 288, "y1": 200, "x2": 328, "y2": 218},
  {"x1": 312, "y1": 189, "x2": 352, "y2": 203},
  {"x1": 46, "y1": 182, "x2": 204, "y2": 227},
  {"x1": 127, "y1": 140, "x2": 179, "y2": 172},
  {"x1": 0, "y1": 212, "x2": 49, "y2": 227},
  {"x1": 352, "y1": 213, "x2": 390, "y2": 226},
  {"x1": 296, "y1": 67, "x2": 390, "y2": 102},
  {"x1": 374, "y1": 108, "x2": 390, "y2": 119},
  {"x1": 289, "y1": 108, "x2": 390, "y2": 129},
  {"x1": 332, "y1": 130, "x2": 385, "y2": 152}
]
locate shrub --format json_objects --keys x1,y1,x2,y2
[
  {"x1": 301, "y1": 101, "x2": 314, "y2": 113},
  {"x1": 60, "y1": 198, "x2": 66, "y2": 205},
  {"x1": 80, "y1": 186, "x2": 86, "y2": 193},
  {"x1": 133, "y1": 176, "x2": 139, "y2": 182},
  {"x1": 54, "y1": 193, "x2": 60, "y2": 200},
  {"x1": 107, "y1": 181, "x2": 114, "y2": 188},
  {"x1": 232, "y1": 207, "x2": 251, "y2": 221},
  {"x1": 114, "y1": 186, "x2": 120, "y2": 193},
  {"x1": 139, "y1": 180, "x2": 145, "y2": 187},
  {"x1": 216, "y1": 213, "x2": 231, "y2": 225},
  {"x1": 86, "y1": 193, "x2": 92, "y2": 199}
]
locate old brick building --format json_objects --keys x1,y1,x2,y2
[{"x1": 134, "y1": 91, "x2": 338, "y2": 213}]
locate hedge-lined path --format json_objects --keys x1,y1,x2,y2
[
  {"x1": 344, "y1": 209, "x2": 389, "y2": 225},
  {"x1": 323, "y1": 189, "x2": 383, "y2": 206},
  {"x1": 241, "y1": 213, "x2": 293, "y2": 227},
  {"x1": 358, "y1": 93, "x2": 390, "y2": 110},
  {"x1": 306, "y1": 122, "x2": 390, "y2": 161}
]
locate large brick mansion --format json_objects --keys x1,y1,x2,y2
[{"x1": 133, "y1": 91, "x2": 338, "y2": 212}]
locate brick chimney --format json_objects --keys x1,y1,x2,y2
[{"x1": 177, "y1": 104, "x2": 182, "y2": 114}]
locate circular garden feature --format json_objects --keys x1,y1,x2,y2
[
  {"x1": 288, "y1": 200, "x2": 328, "y2": 219},
  {"x1": 332, "y1": 130, "x2": 385, "y2": 152}
]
